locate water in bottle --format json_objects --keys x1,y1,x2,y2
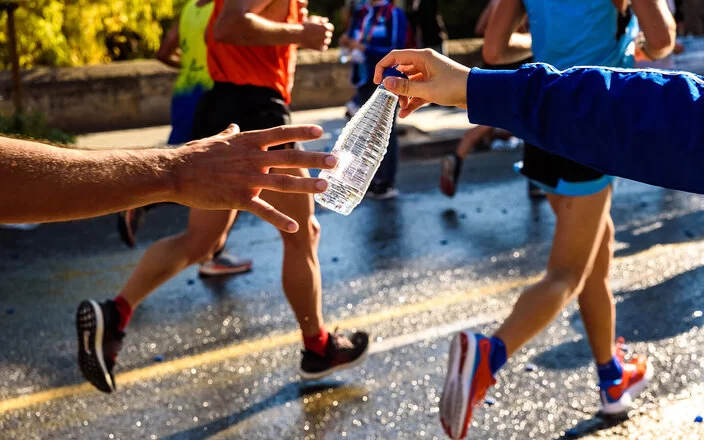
[{"x1": 315, "y1": 68, "x2": 406, "y2": 215}]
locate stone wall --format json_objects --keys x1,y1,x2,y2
[{"x1": 0, "y1": 39, "x2": 485, "y2": 134}]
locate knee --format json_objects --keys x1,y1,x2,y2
[
  {"x1": 181, "y1": 232, "x2": 225, "y2": 265},
  {"x1": 309, "y1": 217, "x2": 321, "y2": 238},
  {"x1": 545, "y1": 269, "x2": 588, "y2": 301},
  {"x1": 282, "y1": 216, "x2": 321, "y2": 246}
]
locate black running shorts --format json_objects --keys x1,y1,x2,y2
[
  {"x1": 516, "y1": 144, "x2": 613, "y2": 196},
  {"x1": 191, "y1": 82, "x2": 301, "y2": 151},
  {"x1": 482, "y1": 58, "x2": 612, "y2": 196}
]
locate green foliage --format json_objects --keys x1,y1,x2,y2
[
  {"x1": 0, "y1": 0, "x2": 176, "y2": 68},
  {"x1": 0, "y1": 0, "x2": 489, "y2": 69},
  {"x1": 0, "y1": 112, "x2": 76, "y2": 145}
]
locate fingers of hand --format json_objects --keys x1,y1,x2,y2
[
  {"x1": 250, "y1": 173, "x2": 328, "y2": 194},
  {"x1": 245, "y1": 125, "x2": 323, "y2": 150},
  {"x1": 399, "y1": 98, "x2": 428, "y2": 118},
  {"x1": 383, "y1": 76, "x2": 410, "y2": 96},
  {"x1": 247, "y1": 197, "x2": 299, "y2": 233},
  {"x1": 310, "y1": 15, "x2": 329, "y2": 24},
  {"x1": 397, "y1": 65, "x2": 423, "y2": 77},
  {"x1": 261, "y1": 149, "x2": 337, "y2": 170},
  {"x1": 398, "y1": 95, "x2": 409, "y2": 109},
  {"x1": 406, "y1": 97, "x2": 428, "y2": 113},
  {"x1": 374, "y1": 49, "x2": 427, "y2": 84}
]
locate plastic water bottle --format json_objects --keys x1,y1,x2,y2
[{"x1": 315, "y1": 68, "x2": 406, "y2": 215}]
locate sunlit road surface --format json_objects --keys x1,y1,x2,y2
[{"x1": 3, "y1": 151, "x2": 704, "y2": 439}]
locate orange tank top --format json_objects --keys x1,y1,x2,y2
[{"x1": 206, "y1": 0, "x2": 298, "y2": 103}]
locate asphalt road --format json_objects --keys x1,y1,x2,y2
[{"x1": 2, "y1": 150, "x2": 704, "y2": 439}]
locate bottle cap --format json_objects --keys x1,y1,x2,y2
[{"x1": 382, "y1": 66, "x2": 409, "y2": 80}]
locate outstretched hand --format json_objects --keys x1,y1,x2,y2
[
  {"x1": 374, "y1": 49, "x2": 471, "y2": 118},
  {"x1": 171, "y1": 124, "x2": 336, "y2": 232}
]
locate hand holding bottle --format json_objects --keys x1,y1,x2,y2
[
  {"x1": 374, "y1": 49, "x2": 470, "y2": 118},
  {"x1": 315, "y1": 68, "x2": 406, "y2": 215}
]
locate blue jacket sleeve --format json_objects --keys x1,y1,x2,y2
[{"x1": 466, "y1": 63, "x2": 704, "y2": 194}]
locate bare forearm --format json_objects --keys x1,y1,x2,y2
[
  {"x1": 484, "y1": 33, "x2": 532, "y2": 65},
  {"x1": 482, "y1": 0, "x2": 531, "y2": 65},
  {"x1": 0, "y1": 138, "x2": 174, "y2": 223},
  {"x1": 505, "y1": 33, "x2": 533, "y2": 62},
  {"x1": 633, "y1": 0, "x2": 676, "y2": 59},
  {"x1": 213, "y1": 12, "x2": 303, "y2": 45}
]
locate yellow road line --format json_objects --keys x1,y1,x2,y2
[
  {"x1": 0, "y1": 276, "x2": 537, "y2": 414},
  {"x1": 2, "y1": 239, "x2": 701, "y2": 414}
]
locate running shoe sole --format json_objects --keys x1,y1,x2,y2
[
  {"x1": 440, "y1": 331, "x2": 476, "y2": 440},
  {"x1": 198, "y1": 262, "x2": 253, "y2": 277},
  {"x1": 601, "y1": 360, "x2": 654, "y2": 415},
  {"x1": 76, "y1": 300, "x2": 115, "y2": 393},
  {"x1": 298, "y1": 343, "x2": 371, "y2": 381}
]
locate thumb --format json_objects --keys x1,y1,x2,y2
[{"x1": 383, "y1": 76, "x2": 430, "y2": 101}]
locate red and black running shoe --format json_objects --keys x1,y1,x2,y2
[{"x1": 76, "y1": 299, "x2": 125, "y2": 393}]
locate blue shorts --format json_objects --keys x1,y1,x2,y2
[
  {"x1": 515, "y1": 143, "x2": 613, "y2": 196},
  {"x1": 167, "y1": 85, "x2": 209, "y2": 145}
]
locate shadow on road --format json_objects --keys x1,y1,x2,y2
[
  {"x1": 614, "y1": 209, "x2": 704, "y2": 259},
  {"x1": 532, "y1": 265, "x2": 704, "y2": 370},
  {"x1": 553, "y1": 412, "x2": 629, "y2": 439},
  {"x1": 161, "y1": 380, "x2": 366, "y2": 440}
]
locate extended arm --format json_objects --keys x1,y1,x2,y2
[
  {"x1": 0, "y1": 125, "x2": 337, "y2": 231},
  {"x1": 212, "y1": 0, "x2": 332, "y2": 50},
  {"x1": 467, "y1": 64, "x2": 704, "y2": 194},
  {"x1": 375, "y1": 50, "x2": 704, "y2": 194}
]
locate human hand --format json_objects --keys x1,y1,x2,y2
[
  {"x1": 374, "y1": 49, "x2": 470, "y2": 118},
  {"x1": 170, "y1": 124, "x2": 336, "y2": 232},
  {"x1": 300, "y1": 16, "x2": 334, "y2": 51}
]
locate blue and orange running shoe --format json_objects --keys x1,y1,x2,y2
[
  {"x1": 599, "y1": 337, "x2": 653, "y2": 415},
  {"x1": 440, "y1": 331, "x2": 497, "y2": 439}
]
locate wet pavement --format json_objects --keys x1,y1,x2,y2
[{"x1": 3, "y1": 150, "x2": 704, "y2": 439}]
